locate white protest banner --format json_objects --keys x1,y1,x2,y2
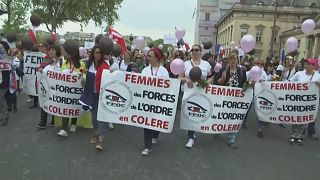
[
  {"x1": 254, "y1": 82, "x2": 319, "y2": 124},
  {"x1": 180, "y1": 85, "x2": 253, "y2": 134},
  {"x1": 163, "y1": 34, "x2": 176, "y2": 45},
  {"x1": 23, "y1": 51, "x2": 46, "y2": 96},
  {"x1": 84, "y1": 42, "x2": 94, "y2": 50},
  {"x1": 39, "y1": 68, "x2": 83, "y2": 118},
  {"x1": 97, "y1": 70, "x2": 180, "y2": 133}
]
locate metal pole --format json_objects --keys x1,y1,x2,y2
[{"x1": 270, "y1": 2, "x2": 278, "y2": 57}]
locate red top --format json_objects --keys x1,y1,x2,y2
[{"x1": 95, "y1": 61, "x2": 110, "y2": 93}]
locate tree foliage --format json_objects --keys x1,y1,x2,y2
[
  {"x1": 31, "y1": 0, "x2": 123, "y2": 33},
  {"x1": 0, "y1": 0, "x2": 30, "y2": 35}
]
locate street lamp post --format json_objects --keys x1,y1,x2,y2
[
  {"x1": 270, "y1": 1, "x2": 279, "y2": 57},
  {"x1": 309, "y1": 3, "x2": 317, "y2": 19}
]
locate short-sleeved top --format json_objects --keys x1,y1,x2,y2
[
  {"x1": 282, "y1": 67, "x2": 298, "y2": 81},
  {"x1": 290, "y1": 70, "x2": 320, "y2": 82},
  {"x1": 184, "y1": 59, "x2": 211, "y2": 80},
  {"x1": 141, "y1": 65, "x2": 169, "y2": 78},
  {"x1": 61, "y1": 59, "x2": 86, "y2": 73}
]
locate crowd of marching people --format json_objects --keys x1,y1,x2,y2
[{"x1": 0, "y1": 33, "x2": 319, "y2": 156}]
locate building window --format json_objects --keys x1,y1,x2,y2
[
  {"x1": 241, "y1": 28, "x2": 248, "y2": 38},
  {"x1": 205, "y1": 27, "x2": 209, "y2": 30},
  {"x1": 205, "y1": 13, "x2": 210, "y2": 21},
  {"x1": 256, "y1": 29, "x2": 263, "y2": 42},
  {"x1": 243, "y1": 13, "x2": 248, "y2": 17}
]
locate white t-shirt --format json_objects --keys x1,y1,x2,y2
[
  {"x1": 290, "y1": 70, "x2": 320, "y2": 82},
  {"x1": 184, "y1": 59, "x2": 211, "y2": 80},
  {"x1": 141, "y1": 65, "x2": 169, "y2": 78},
  {"x1": 119, "y1": 60, "x2": 128, "y2": 71},
  {"x1": 282, "y1": 67, "x2": 298, "y2": 81}
]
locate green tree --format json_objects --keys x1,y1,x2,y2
[
  {"x1": 31, "y1": 0, "x2": 123, "y2": 33},
  {"x1": 0, "y1": 0, "x2": 30, "y2": 35}
]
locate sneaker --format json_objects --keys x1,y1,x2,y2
[
  {"x1": 96, "y1": 141, "x2": 103, "y2": 151},
  {"x1": 57, "y1": 130, "x2": 68, "y2": 137},
  {"x1": 185, "y1": 139, "x2": 194, "y2": 148},
  {"x1": 296, "y1": 138, "x2": 303, "y2": 145},
  {"x1": 152, "y1": 138, "x2": 158, "y2": 144},
  {"x1": 141, "y1": 149, "x2": 152, "y2": 156},
  {"x1": 89, "y1": 135, "x2": 98, "y2": 144},
  {"x1": 229, "y1": 143, "x2": 238, "y2": 149},
  {"x1": 36, "y1": 123, "x2": 46, "y2": 129},
  {"x1": 70, "y1": 125, "x2": 77, "y2": 132},
  {"x1": 257, "y1": 130, "x2": 263, "y2": 138},
  {"x1": 108, "y1": 123, "x2": 115, "y2": 130},
  {"x1": 289, "y1": 137, "x2": 295, "y2": 144},
  {"x1": 26, "y1": 99, "x2": 33, "y2": 103}
]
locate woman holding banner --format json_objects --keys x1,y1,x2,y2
[
  {"x1": 36, "y1": 45, "x2": 62, "y2": 129},
  {"x1": 141, "y1": 48, "x2": 169, "y2": 156},
  {"x1": 215, "y1": 53, "x2": 247, "y2": 149},
  {"x1": 57, "y1": 41, "x2": 85, "y2": 137},
  {"x1": 79, "y1": 46, "x2": 110, "y2": 151},
  {"x1": 289, "y1": 58, "x2": 320, "y2": 145},
  {"x1": 178, "y1": 44, "x2": 212, "y2": 149}
]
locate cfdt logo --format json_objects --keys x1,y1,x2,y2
[
  {"x1": 100, "y1": 81, "x2": 132, "y2": 114},
  {"x1": 255, "y1": 90, "x2": 277, "y2": 114},
  {"x1": 182, "y1": 93, "x2": 212, "y2": 123},
  {"x1": 39, "y1": 76, "x2": 50, "y2": 102}
]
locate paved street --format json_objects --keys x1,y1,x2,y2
[{"x1": 0, "y1": 94, "x2": 320, "y2": 180}]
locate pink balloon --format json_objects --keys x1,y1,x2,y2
[
  {"x1": 175, "y1": 28, "x2": 186, "y2": 40},
  {"x1": 170, "y1": 58, "x2": 185, "y2": 75},
  {"x1": 302, "y1": 19, "x2": 316, "y2": 34},
  {"x1": 240, "y1": 34, "x2": 256, "y2": 53},
  {"x1": 285, "y1": 37, "x2": 298, "y2": 53},
  {"x1": 248, "y1": 66, "x2": 262, "y2": 81},
  {"x1": 214, "y1": 63, "x2": 222, "y2": 73},
  {"x1": 135, "y1": 36, "x2": 145, "y2": 49}
]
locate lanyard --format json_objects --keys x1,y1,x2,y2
[{"x1": 151, "y1": 66, "x2": 159, "y2": 76}]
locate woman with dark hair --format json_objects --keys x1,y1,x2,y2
[
  {"x1": 57, "y1": 44, "x2": 85, "y2": 137},
  {"x1": 36, "y1": 44, "x2": 62, "y2": 129},
  {"x1": 214, "y1": 53, "x2": 247, "y2": 149},
  {"x1": 179, "y1": 44, "x2": 212, "y2": 149},
  {"x1": 141, "y1": 48, "x2": 169, "y2": 156},
  {"x1": 79, "y1": 46, "x2": 110, "y2": 150}
]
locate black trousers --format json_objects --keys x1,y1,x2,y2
[
  {"x1": 308, "y1": 122, "x2": 316, "y2": 136},
  {"x1": 5, "y1": 91, "x2": 17, "y2": 109},
  {"x1": 188, "y1": 131, "x2": 195, "y2": 139},
  {"x1": 144, "y1": 128, "x2": 160, "y2": 149},
  {"x1": 40, "y1": 109, "x2": 54, "y2": 125},
  {"x1": 61, "y1": 118, "x2": 77, "y2": 131}
]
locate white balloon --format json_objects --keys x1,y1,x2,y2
[
  {"x1": 302, "y1": 19, "x2": 316, "y2": 34},
  {"x1": 143, "y1": 47, "x2": 150, "y2": 55},
  {"x1": 158, "y1": 44, "x2": 163, "y2": 49}
]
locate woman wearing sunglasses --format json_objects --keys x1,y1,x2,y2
[
  {"x1": 179, "y1": 44, "x2": 212, "y2": 149},
  {"x1": 80, "y1": 46, "x2": 110, "y2": 151},
  {"x1": 141, "y1": 48, "x2": 169, "y2": 156},
  {"x1": 279, "y1": 56, "x2": 298, "y2": 81}
]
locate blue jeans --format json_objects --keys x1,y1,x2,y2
[
  {"x1": 92, "y1": 93, "x2": 108, "y2": 137},
  {"x1": 228, "y1": 133, "x2": 236, "y2": 144}
]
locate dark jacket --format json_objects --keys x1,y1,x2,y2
[{"x1": 214, "y1": 65, "x2": 247, "y2": 88}]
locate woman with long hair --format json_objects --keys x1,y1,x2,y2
[
  {"x1": 36, "y1": 44, "x2": 62, "y2": 129},
  {"x1": 57, "y1": 43, "x2": 85, "y2": 137},
  {"x1": 80, "y1": 46, "x2": 110, "y2": 150},
  {"x1": 178, "y1": 44, "x2": 212, "y2": 149}
]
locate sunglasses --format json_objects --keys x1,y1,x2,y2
[
  {"x1": 136, "y1": 57, "x2": 142, "y2": 59},
  {"x1": 191, "y1": 49, "x2": 200, "y2": 52}
]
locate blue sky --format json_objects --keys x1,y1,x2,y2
[{"x1": 0, "y1": 0, "x2": 197, "y2": 43}]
